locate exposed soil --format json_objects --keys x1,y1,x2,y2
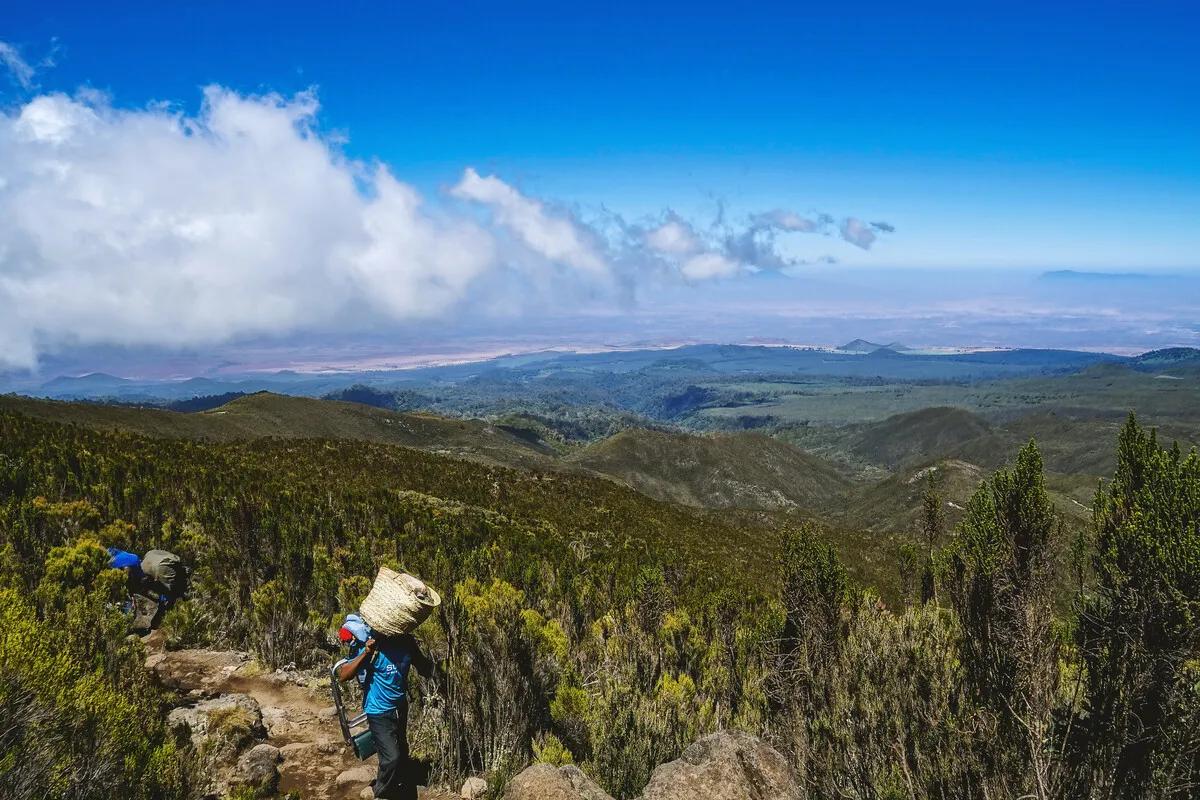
[{"x1": 145, "y1": 639, "x2": 458, "y2": 800}]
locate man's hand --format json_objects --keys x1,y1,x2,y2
[{"x1": 335, "y1": 638, "x2": 377, "y2": 682}]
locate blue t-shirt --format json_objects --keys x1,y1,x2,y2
[{"x1": 349, "y1": 635, "x2": 416, "y2": 716}]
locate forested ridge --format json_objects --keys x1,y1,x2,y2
[{"x1": 1, "y1": 407, "x2": 1198, "y2": 799}]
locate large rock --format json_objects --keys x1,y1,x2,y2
[
  {"x1": 233, "y1": 743, "x2": 282, "y2": 794},
  {"x1": 166, "y1": 693, "x2": 267, "y2": 799},
  {"x1": 167, "y1": 693, "x2": 265, "y2": 750},
  {"x1": 504, "y1": 763, "x2": 614, "y2": 800},
  {"x1": 638, "y1": 732, "x2": 801, "y2": 800},
  {"x1": 336, "y1": 765, "x2": 377, "y2": 787},
  {"x1": 461, "y1": 776, "x2": 488, "y2": 799}
]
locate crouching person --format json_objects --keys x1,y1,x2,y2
[
  {"x1": 336, "y1": 621, "x2": 433, "y2": 800},
  {"x1": 108, "y1": 546, "x2": 189, "y2": 631}
]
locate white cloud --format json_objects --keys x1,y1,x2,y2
[
  {"x1": 840, "y1": 217, "x2": 877, "y2": 249},
  {"x1": 645, "y1": 218, "x2": 702, "y2": 255},
  {"x1": 14, "y1": 93, "x2": 99, "y2": 143},
  {"x1": 0, "y1": 41, "x2": 36, "y2": 91},
  {"x1": 0, "y1": 85, "x2": 893, "y2": 370},
  {"x1": 680, "y1": 252, "x2": 741, "y2": 281},
  {"x1": 451, "y1": 167, "x2": 608, "y2": 277},
  {"x1": 0, "y1": 88, "x2": 517, "y2": 368},
  {"x1": 749, "y1": 209, "x2": 819, "y2": 233}
]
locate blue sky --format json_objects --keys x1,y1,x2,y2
[
  {"x1": 6, "y1": 0, "x2": 1198, "y2": 269},
  {"x1": 1, "y1": 2, "x2": 1198, "y2": 374}
]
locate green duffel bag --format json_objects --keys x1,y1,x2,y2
[{"x1": 351, "y1": 728, "x2": 377, "y2": 760}]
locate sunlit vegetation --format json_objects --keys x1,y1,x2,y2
[{"x1": 1, "y1": 405, "x2": 1197, "y2": 798}]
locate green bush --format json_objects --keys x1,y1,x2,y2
[{"x1": 0, "y1": 544, "x2": 193, "y2": 799}]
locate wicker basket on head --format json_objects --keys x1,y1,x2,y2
[{"x1": 359, "y1": 567, "x2": 442, "y2": 636}]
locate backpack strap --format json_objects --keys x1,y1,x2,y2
[{"x1": 361, "y1": 649, "x2": 378, "y2": 703}]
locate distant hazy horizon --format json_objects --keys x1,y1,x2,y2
[{"x1": 4, "y1": 264, "x2": 1197, "y2": 387}]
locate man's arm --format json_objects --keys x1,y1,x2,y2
[{"x1": 336, "y1": 638, "x2": 376, "y2": 682}]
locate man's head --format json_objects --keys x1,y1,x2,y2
[{"x1": 339, "y1": 612, "x2": 369, "y2": 645}]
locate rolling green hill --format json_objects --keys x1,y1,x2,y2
[
  {"x1": 845, "y1": 406, "x2": 995, "y2": 469},
  {"x1": 568, "y1": 428, "x2": 852, "y2": 511},
  {"x1": 0, "y1": 392, "x2": 556, "y2": 469}
]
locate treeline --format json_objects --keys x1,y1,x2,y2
[{"x1": 0, "y1": 410, "x2": 1197, "y2": 798}]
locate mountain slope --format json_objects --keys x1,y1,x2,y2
[
  {"x1": 837, "y1": 458, "x2": 986, "y2": 535},
  {"x1": 568, "y1": 428, "x2": 852, "y2": 510},
  {"x1": 847, "y1": 407, "x2": 996, "y2": 469},
  {"x1": 0, "y1": 392, "x2": 556, "y2": 469}
]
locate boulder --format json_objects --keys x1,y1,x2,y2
[
  {"x1": 233, "y1": 743, "x2": 282, "y2": 794},
  {"x1": 316, "y1": 736, "x2": 345, "y2": 754},
  {"x1": 638, "y1": 731, "x2": 801, "y2": 800},
  {"x1": 504, "y1": 763, "x2": 614, "y2": 800},
  {"x1": 167, "y1": 693, "x2": 265, "y2": 758},
  {"x1": 261, "y1": 705, "x2": 293, "y2": 737},
  {"x1": 461, "y1": 776, "x2": 488, "y2": 799},
  {"x1": 560, "y1": 765, "x2": 616, "y2": 800},
  {"x1": 166, "y1": 693, "x2": 268, "y2": 798},
  {"x1": 336, "y1": 764, "x2": 377, "y2": 787}
]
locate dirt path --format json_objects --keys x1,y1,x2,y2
[{"x1": 146, "y1": 642, "x2": 457, "y2": 800}]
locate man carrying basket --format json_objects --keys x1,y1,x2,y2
[{"x1": 337, "y1": 569, "x2": 440, "y2": 800}]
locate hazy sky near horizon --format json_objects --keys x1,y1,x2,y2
[{"x1": 1, "y1": 1, "x2": 1198, "y2": 373}]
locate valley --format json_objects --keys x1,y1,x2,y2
[{"x1": 5, "y1": 343, "x2": 1198, "y2": 597}]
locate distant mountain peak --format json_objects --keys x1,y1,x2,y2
[
  {"x1": 837, "y1": 339, "x2": 886, "y2": 353},
  {"x1": 837, "y1": 339, "x2": 910, "y2": 354},
  {"x1": 1040, "y1": 269, "x2": 1169, "y2": 282},
  {"x1": 41, "y1": 372, "x2": 133, "y2": 392}
]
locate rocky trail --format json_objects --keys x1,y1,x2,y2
[
  {"x1": 145, "y1": 640, "x2": 457, "y2": 800},
  {"x1": 146, "y1": 637, "x2": 803, "y2": 800}
]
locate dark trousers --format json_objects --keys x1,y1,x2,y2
[
  {"x1": 367, "y1": 701, "x2": 412, "y2": 800},
  {"x1": 140, "y1": 572, "x2": 189, "y2": 630}
]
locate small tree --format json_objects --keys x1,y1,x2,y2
[
  {"x1": 770, "y1": 522, "x2": 849, "y2": 779},
  {"x1": 947, "y1": 441, "x2": 1063, "y2": 798},
  {"x1": 920, "y1": 475, "x2": 945, "y2": 604},
  {"x1": 1072, "y1": 416, "x2": 1200, "y2": 799}
]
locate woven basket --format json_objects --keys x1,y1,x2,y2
[{"x1": 359, "y1": 567, "x2": 441, "y2": 636}]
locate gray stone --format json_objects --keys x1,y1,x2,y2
[
  {"x1": 461, "y1": 776, "x2": 488, "y2": 799},
  {"x1": 638, "y1": 731, "x2": 802, "y2": 800},
  {"x1": 167, "y1": 692, "x2": 264, "y2": 747},
  {"x1": 278, "y1": 741, "x2": 317, "y2": 760},
  {"x1": 504, "y1": 763, "x2": 613, "y2": 800},
  {"x1": 166, "y1": 693, "x2": 268, "y2": 799},
  {"x1": 261, "y1": 705, "x2": 290, "y2": 734},
  {"x1": 337, "y1": 764, "x2": 377, "y2": 787},
  {"x1": 233, "y1": 743, "x2": 282, "y2": 794},
  {"x1": 560, "y1": 765, "x2": 615, "y2": 800},
  {"x1": 316, "y1": 737, "x2": 345, "y2": 754}
]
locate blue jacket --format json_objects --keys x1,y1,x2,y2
[{"x1": 107, "y1": 547, "x2": 144, "y2": 576}]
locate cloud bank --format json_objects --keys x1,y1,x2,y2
[{"x1": 0, "y1": 82, "x2": 892, "y2": 369}]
